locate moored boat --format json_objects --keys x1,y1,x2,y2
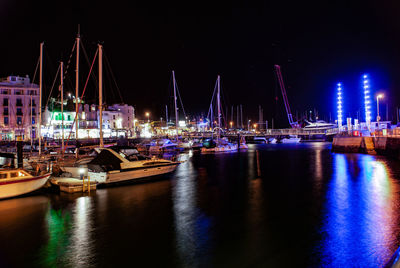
[
  {"x1": 280, "y1": 135, "x2": 301, "y2": 143},
  {"x1": 0, "y1": 169, "x2": 50, "y2": 199},
  {"x1": 201, "y1": 138, "x2": 238, "y2": 153},
  {"x1": 149, "y1": 139, "x2": 180, "y2": 153},
  {"x1": 87, "y1": 148, "x2": 180, "y2": 185}
]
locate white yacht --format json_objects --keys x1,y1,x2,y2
[
  {"x1": 303, "y1": 120, "x2": 336, "y2": 130},
  {"x1": 280, "y1": 135, "x2": 301, "y2": 143},
  {"x1": 87, "y1": 148, "x2": 180, "y2": 185}
]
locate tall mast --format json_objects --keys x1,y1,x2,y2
[
  {"x1": 172, "y1": 70, "x2": 178, "y2": 138},
  {"x1": 237, "y1": 105, "x2": 239, "y2": 129},
  {"x1": 217, "y1": 75, "x2": 221, "y2": 140},
  {"x1": 231, "y1": 106, "x2": 233, "y2": 126},
  {"x1": 38, "y1": 42, "x2": 43, "y2": 156},
  {"x1": 60, "y1": 61, "x2": 64, "y2": 157},
  {"x1": 240, "y1": 104, "x2": 243, "y2": 129},
  {"x1": 98, "y1": 44, "x2": 103, "y2": 148},
  {"x1": 75, "y1": 26, "x2": 80, "y2": 143},
  {"x1": 165, "y1": 105, "x2": 168, "y2": 124},
  {"x1": 30, "y1": 94, "x2": 33, "y2": 149}
]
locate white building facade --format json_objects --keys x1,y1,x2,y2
[{"x1": 0, "y1": 76, "x2": 39, "y2": 140}]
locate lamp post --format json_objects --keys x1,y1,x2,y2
[
  {"x1": 145, "y1": 112, "x2": 150, "y2": 123},
  {"x1": 363, "y1": 74, "x2": 371, "y2": 127},
  {"x1": 253, "y1": 123, "x2": 257, "y2": 132},
  {"x1": 230, "y1": 121, "x2": 233, "y2": 129},
  {"x1": 377, "y1": 94, "x2": 383, "y2": 123},
  {"x1": 248, "y1": 120, "x2": 251, "y2": 131}
]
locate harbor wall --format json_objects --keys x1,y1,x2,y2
[
  {"x1": 332, "y1": 137, "x2": 363, "y2": 153},
  {"x1": 332, "y1": 136, "x2": 400, "y2": 159}
]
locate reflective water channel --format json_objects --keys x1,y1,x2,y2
[{"x1": 0, "y1": 142, "x2": 399, "y2": 267}]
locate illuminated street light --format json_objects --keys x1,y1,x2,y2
[
  {"x1": 363, "y1": 74, "x2": 371, "y2": 126},
  {"x1": 230, "y1": 121, "x2": 233, "y2": 129},
  {"x1": 337, "y1": 82, "x2": 343, "y2": 130},
  {"x1": 376, "y1": 94, "x2": 384, "y2": 122},
  {"x1": 145, "y1": 112, "x2": 150, "y2": 123},
  {"x1": 253, "y1": 123, "x2": 257, "y2": 131}
]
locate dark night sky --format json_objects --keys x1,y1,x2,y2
[{"x1": 1, "y1": 0, "x2": 400, "y2": 127}]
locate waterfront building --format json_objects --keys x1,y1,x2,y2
[
  {"x1": 43, "y1": 102, "x2": 136, "y2": 139},
  {"x1": 42, "y1": 97, "x2": 81, "y2": 139},
  {"x1": 0, "y1": 76, "x2": 39, "y2": 140},
  {"x1": 107, "y1": 104, "x2": 135, "y2": 137},
  {"x1": 0, "y1": 75, "x2": 136, "y2": 140},
  {"x1": 80, "y1": 103, "x2": 136, "y2": 138}
]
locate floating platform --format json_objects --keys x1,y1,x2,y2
[{"x1": 50, "y1": 177, "x2": 97, "y2": 193}]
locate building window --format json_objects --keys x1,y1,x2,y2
[
  {"x1": 32, "y1": 117, "x2": 35, "y2": 124},
  {"x1": 113, "y1": 115, "x2": 116, "y2": 119},
  {"x1": 3, "y1": 108, "x2": 8, "y2": 115},
  {"x1": 3, "y1": 98, "x2": 8, "y2": 106},
  {"x1": 4, "y1": 117, "x2": 8, "y2": 125},
  {"x1": 31, "y1": 108, "x2": 36, "y2": 115},
  {"x1": 17, "y1": 117, "x2": 22, "y2": 125},
  {"x1": 16, "y1": 108, "x2": 22, "y2": 116},
  {"x1": 16, "y1": 98, "x2": 22, "y2": 106}
]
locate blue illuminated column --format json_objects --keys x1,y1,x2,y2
[
  {"x1": 337, "y1": 83, "x2": 343, "y2": 130},
  {"x1": 363, "y1": 74, "x2": 371, "y2": 127}
]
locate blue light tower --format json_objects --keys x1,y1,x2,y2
[
  {"x1": 363, "y1": 74, "x2": 371, "y2": 126},
  {"x1": 337, "y1": 83, "x2": 343, "y2": 130}
]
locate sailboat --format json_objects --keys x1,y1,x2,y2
[
  {"x1": 56, "y1": 45, "x2": 181, "y2": 184},
  {"x1": 201, "y1": 75, "x2": 238, "y2": 153}
]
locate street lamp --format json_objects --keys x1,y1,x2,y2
[
  {"x1": 230, "y1": 121, "x2": 233, "y2": 129},
  {"x1": 145, "y1": 112, "x2": 150, "y2": 123},
  {"x1": 253, "y1": 123, "x2": 257, "y2": 132},
  {"x1": 376, "y1": 94, "x2": 383, "y2": 122},
  {"x1": 248, "y1": 120, "x2": 251, "y2": 131}
]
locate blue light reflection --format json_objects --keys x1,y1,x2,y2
[{"x1": 320, "y1": 154, "x2": 399, "y2": 267}]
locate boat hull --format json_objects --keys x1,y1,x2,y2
[
  {"x1": 280, "y1": 138, "x2": 301, "y2": 143},
  {"x1": 0, "y1": 174, "x2": 50, "y2": 199},
  {"x1": 201, "y1": 144, "x2": 238, "y2": 153},
  {"x1": 89, "y1": 164, "x2": 179, "y2": 184}
]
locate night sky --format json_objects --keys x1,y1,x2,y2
[{"x1": 1, "y1": 0, "x2": 399, "y2": 127}]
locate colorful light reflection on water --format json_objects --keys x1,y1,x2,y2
[
  {"x1": 0, "y1": 143, "x2": 400, "y2": 267},
  {"x1": 320, "y1": 153, "x2": 400, "y2": 267}
]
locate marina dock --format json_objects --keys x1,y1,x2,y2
[{"x1": 50, "y1": 177, "x2": 97, "y2": 193}]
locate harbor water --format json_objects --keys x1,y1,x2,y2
[{"x1": 0, "y1": 142, "x2": 400, "y2": 267}]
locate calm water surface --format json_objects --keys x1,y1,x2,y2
[{"x1": 0, "y1": 143, "x2": 400, "y2": 267}]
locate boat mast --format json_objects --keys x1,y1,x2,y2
[
  {"x1": 60, "y1": 61, "x2": 64, "y2": 157},
  {"x1": 217, "y1": 75, "x2": 221, "y2": 140},
  {"x1": 38, "y1": 42, "x2": 43, "y2": 156},
  {"x1": 165, "y1": 105, "x2": 168, "y2": 125},
  {"x1": 30, "y1": 94, "x2": 33, "y2": 150},
  {"x1": 98, "y1": 44, "x2": 104, "y2": 148},
  {"x1": 172, "y1": 70, "x2": 178, "y2": 139},
  {"x1": 75, "y1": 26, "x2": 80, "y2": 148}
]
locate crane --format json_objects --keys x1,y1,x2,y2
[{"x1": 274, "y1": 65, "x2": 299, "y2": 128}]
